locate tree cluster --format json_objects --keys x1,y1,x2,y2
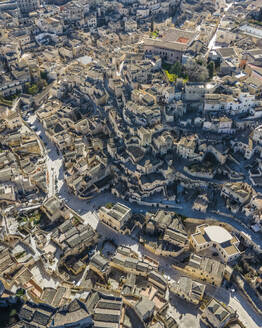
[
  {"x1": 166, "y1": 57, "x2": 214, "y2": 83},
  {"x1": 258, "y1": 8, "x2": 262, "y2": 22},
  {"x1": 184, "y1": 59, "x2": 209, "y2": 82}
]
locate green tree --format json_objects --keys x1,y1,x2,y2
[
  {"x1": 9, "y1": 309, "x2": 17, "y2": 317},
  {"x1": 170, "y1": 61, "x2": 182, "y2": 77},
  {"x1": 207, "y1": 61, "x2": 215, "y2": 79},
  {"x1": 27, "y1": 84, "x2": 39, "y2": 95},
  {"x1": 259, "y1": 8, "x2": 262, "y2": 22},
  {"x1": 16, "y1": 288, "x2": 25, "y2": 297},
  {"x1": 40, "y1": 71, "x2": 48, "y2": 80},
  {"x1": 184, "y1": 59, "x2": 209, "y2": 82}
]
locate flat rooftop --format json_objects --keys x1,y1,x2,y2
[
  {"x1": 162, "y1": 28, "x2": 196, "y2": 44},
  {"x1": 193, "y1": 233, "x2": 208, "y2": 245},
  {"x1": 204, "y1": 226, "x2": 232, "y2": 244},
  {"x1": 224, "y1": 244, "x2": 240, "y2": 256}
]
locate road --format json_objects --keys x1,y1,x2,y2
[
  {"x1": 27, "y1": 113, "x2": 116, "y2": 229},
  {"x1": 30, "y1": 234, "x2": 41, "y2": 260},
  {"x1": 26, "y1": 112, "x2": 262, "y2": 249},
  {"x1": 173, "y1": 205, "x2": 262, "y2": 250},
  {"x1": 25, "y1": 113, "x2": 262, "y2": 324},
  {"x1": 207, "y1": 1, "x2": 234, "y2": 53},
  {"x1": 207, "y1": 285, "x2": 262, "y2": 328},
  {"x1": 28, "y1": 114, "x2": 63, "y2": 198}
]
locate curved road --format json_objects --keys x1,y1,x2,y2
[
  {"x1": 27, "y1": 113, "x2": 262, "y2": 248},
  {"x1": 26, "y1": 113, "x2": 262, "y2": 326}
]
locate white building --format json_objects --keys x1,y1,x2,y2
[
  {"x1": 17, "y1": 0, "x2": 40, "y2": 13},
  {"x1": 218, "y1": 117, "x2": 233, "y2": 134},
  {"x1": 64, "y1": 1, "x2": 89, "y2": 22},
  {"x1": 176, "y1": 135, "x2": 201, "y2": 160},
  {"x1": 184, "y1": 83, "x2": 205, "y2": 102},
  {"x1": 204, "y1": 92, "x2": 257, "y2": 115},
  {"x1": 162, "y1": 87, "x2": 175, "y2": 104},
  {"x1": 170, "y1": 276, "x2": 205, "y2": 305},
  {"x1": 98, "y1": 202, "x2": 132, "y2": 230},
  {"x1": 190, "y1": 224, "x2": 241, "y2": 263},
  {"x1": 87, "y1": 14, "x2": 97, "y2": 29},
  {"x1": 240, "y1": 24, "x2": 262, "y2": 39},
  {"x1": 0, "y1": 184, "x2": 16, "y2": 201},
  {"x1": 35, "y1": 17, "x2": 64, "y2": 35},
  {"x1": 221, "y1": 182, "x2": 252, "y2": 205},
  {"x1": 230, "y1": 140, "x2": 253, "y2": 160},
  {"x1": 201, "y1": 298, "x2": 237, "y2": 328},
  {"x1": 253, "y1": 125, "x2": 262, "y2": 145},
  {"x1": 124, "y1": 19, "x2": 137, "y2": 32},
  {"x1": 136, "y1": 7, "x2": 150, "y2": 19}
]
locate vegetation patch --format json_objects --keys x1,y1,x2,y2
[
  {"x1": 150, "y1": 30, "x2": 159, "y2": 39},
  {"x1": 25, "y1": 83, "x2": 39, "y2": 95},
  {"x1": 0, "y1": 302, "x2": 22, "y2": 328},
  {"x1": 105, "y1": 202, "x2": 114, "y2": 209},
  {"x1": 17, "y1": 210, "x2": 42, "y2": 227},
  {"x1": 164, "y1": 70, "x2": 177, "y2": 82},
  {"x1": 162, "y1": 57, "x2": 214, "y2": 83}
]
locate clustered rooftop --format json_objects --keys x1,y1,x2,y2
[{"x1": 0, "y1": 0, "x2": 261, "y2": 327}]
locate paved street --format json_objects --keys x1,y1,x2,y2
[
  {"x1": 207, "y1": 1, "x2": 233, "y2": 53},
  {"x1": 25, "y1": 113, "x2": 262, "y2": 325},
  {"x1": 27, "y1": 113, "x2": 122, "y2": 229},
  {"x1": 27, "y1": 114, "x2": 63, "y2": 198},
  {"x1": 207, "y1": 285, "x2": 262, "y2": 328},
  {"x1": 2, "y1": 0, "x2": 262, "y2": 327},
  {"x1": 167, "y1": 294, "x2": 205, "y2": 328},
  {"x1": 27, "y1": 112, "x2": 262, "y2": 249}
]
